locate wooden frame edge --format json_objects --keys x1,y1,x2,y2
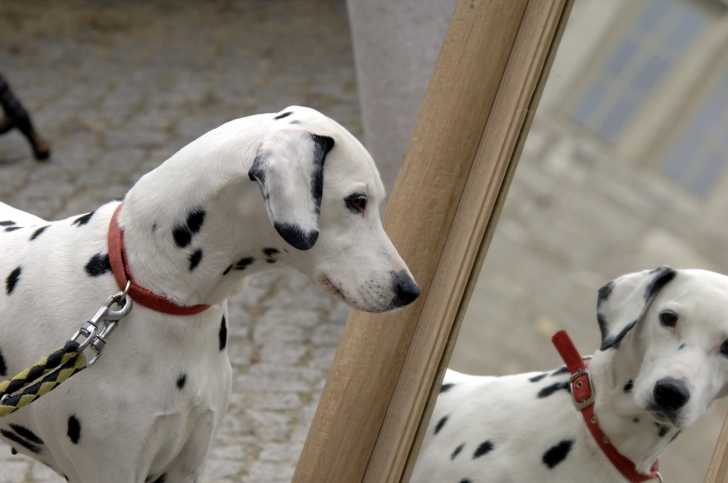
[
  {"x1": 372, "y1": 1, "x2": 573, "y2": 481},
  {"x1": 706, "y1": 415, "x2": 728, "y2": 482},
  {"x1": 293, "y1": 1, "x2": 571, "y2": 482}
]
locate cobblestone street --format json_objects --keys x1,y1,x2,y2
[{"x1": 0, "y1": 1, "x2": 355, "y2": 481}]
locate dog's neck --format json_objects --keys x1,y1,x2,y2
[
  {"x1": 588, "y1": 349, "x2": 679, "y2": 475},
  {"x1": 118, "y1": 119, "x2": 294, "y2": 307}
]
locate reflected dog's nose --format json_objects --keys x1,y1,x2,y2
[
  {"x1": 391, "y1": 271, "x2": 420, "y2": 308},
  {"x1": 653, "y1": 377, "x2": 690, "y2": 412}
]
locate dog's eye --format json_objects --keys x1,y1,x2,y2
[
  {"x1": 721, "y1": 340, "x2": 728, "y2": 357},
  {"x1": 345, "y1": 193, "x2": 368, "y2": 214},
  {"x1": 659, "y1": 310, "x2": 679, "y2": 328}
]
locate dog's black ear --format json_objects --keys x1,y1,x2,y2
[
  {"x1": 248, "y1": 127, "x2": 335, "y2": 250},
  {"x1": 597, "y1": 266, "x2": 677, "y2": 351}
]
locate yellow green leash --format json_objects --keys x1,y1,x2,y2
[{"x1": 0, "y1": 282, "x2": 132, "y2": 417}]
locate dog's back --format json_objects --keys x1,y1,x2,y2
[{"x1": 411, "y1": 369, "x2": 621, "y2": 483}]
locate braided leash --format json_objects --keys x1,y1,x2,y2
[{"x1": 0, "y1": 283, "x2": 132, "y2": 417}]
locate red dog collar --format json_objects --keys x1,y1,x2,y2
[
  {"x1": 108, "y1": 204, "x2": 210, "y2": 316},
  {"x1": 551, "y1": 330, "x2": 661, "y2": 482}
]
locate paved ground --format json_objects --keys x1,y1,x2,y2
[
  {"x1": 0, "y1": 1, "x2": 355, "y2": 481},
  {"x1": 450, "y1": 116, "x2": 728, "y2": 482}
]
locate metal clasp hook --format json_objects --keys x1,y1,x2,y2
[{"x1": 71, "y1": 281, "x2": 133, "y2": 365}]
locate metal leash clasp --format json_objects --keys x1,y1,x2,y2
[{"x1": 71, "y1": 281, "x2": 133, "y2": 366}]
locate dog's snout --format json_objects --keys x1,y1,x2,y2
[
  {"x1": 653, "y1": 377, "x2": 690, "y2": 412},
  {"x1": 391, "y1": 271, "x2": 420, "y2": 308}
]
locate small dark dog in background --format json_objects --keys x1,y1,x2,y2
[{"x1": 0, "y1": 73, "x2": 50, "y2": 161}]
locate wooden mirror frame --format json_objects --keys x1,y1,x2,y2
[{"x1": 291, "y1": 1, "x2": 728, "y2": 481}]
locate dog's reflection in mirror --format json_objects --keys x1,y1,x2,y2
[{"x1": 412, "y1": 267, "x2": 728, "y2": 483}]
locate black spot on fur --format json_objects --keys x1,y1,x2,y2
[
  {"x1": 597, "y1": 281, "x2": 614, "y2": 305},
  {"x1": 274, "y1": 222, "x2": 318, "y2": 251},
  {"x1": 645, "y1": 267, "x2": 676, "y2": 301},
  {"x1": 9, "y1": 424, "x2": 43, "y2": 445},
  {"x1": 459, "y1": 479, "x2": 472, "y2": 483},
  {"x1": 473, "y1": 440, "x2": 494, "y2": 458},
  {"x1": 72, "y1": 211, "x2": 94, "y2": 226},
  {"x1": 451, "y1": 443, "x2": 464, "y2": 460},
  {"x1": 172, "y1": 225, "x2": 192, "y2": 248},
  {"x1": 85, "y1": 254, "x2": 111, "y2": 277},
  {"x1": 222, "y1": 264, "x2": 233, "y2": 275},
  {"x1": 656, "y1": 423, "x2": 669, "y2": 438},
  {"x1": 4, "y1": 226, "x2": 21, "y2": 232},
  {"x1": 543, "y1": 439, "x2": 574, "y2": 468},
  {"x1": 67, "y1": 416, "x2": 81, "y2": 444},
  {"x1": 600, "y1": 320, "x2": 637, "y2": 351},
  {"x1": 0, "y1": 349, "x2": 6, "y2": 376},
  {"x1": 152, "y1": 223, "x2": 157, "y2": 232},
  {"x1": 310, "y1": 134, "x2": 334, "y2": 215},
  {"x1": 624, "y1": 380, "x2": 633, "y2": 393},
  {"x1": 441, "y1": 383, "x2": 455, "y2": 393},
  {"x1": 551, "y1": 366, "x2": 569, "y2": 376},
  {"x1": 235, "y1": 257, "x2": 254, "y2": 270},
  {"x1": 30, "y1": 225, "x2": 49, "y2": 240},
  {"x1": 189, "y1": 249, "x2": 203, "y2": 271},
  {"x1": 529, "y1": 373, "x2": 547, "y2": 383},
  {"x1": 537, "y1": 382, "x2": 570, "y2": 398},
  {"x1": 6, "y1": 267, "x2": 21, "y2": 294},
  {"x1": 0, "y1": 428, "x2": 40, "y2": 453},
  {"x1": 678, "y1": 343, "x2": 686, "y2": 351},
  {"x1": 176, "y1": 373, "x2": 187, "y2": 390},
  {"x1": 186, "y1": 209, "x2": 205, "y2": 234},
  {"x1": 0, "y1": 220, "x2": 15, "y2": 226},
  {"x1": 434, "y1": 415, "x2": 448, "y2": 435},
  {"x1": 10, "y1": 447, "x2": 17, "y2": 455},
  {"x1": 263, "y1": 247, "x2": 280, "y2": 263},
  {"x1": 633, "y1": 417, "x2": 640, "y2": 423},
  {"x1": 219, "y1": 315, "x2": 227, "y2": 351},
  {"x1": 274, "y1": 111, "x2": 292, "y2": 120},
  {"x1": 151, "y1": 474, "x2": 166, "y2": 483}
]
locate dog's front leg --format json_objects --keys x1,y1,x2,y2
[{"x1": 157, "y1": 411, "x2": 217, "y2": 483}]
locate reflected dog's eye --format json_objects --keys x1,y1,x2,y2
[
  {"x1": 721, "y1": 340, "x2": 728, "y2": 357},
  {"x1": 659, "y1": 310, "x2": 679, "y2": 328},
  {"x1": 345, "y1": 193, "x2": 368, "y2": 214}
]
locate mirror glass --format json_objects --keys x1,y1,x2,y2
[{"x1": 412, "y1": 1, "x2": 728, "y2": 481}]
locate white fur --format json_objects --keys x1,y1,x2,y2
[
  {"x1": 0, "y1": 106, "x2": 418, "y2": 482},
  {"x1": 411, "y1": 268, "x2": 728, "y2": 482}
]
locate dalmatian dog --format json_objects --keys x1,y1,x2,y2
[
  {"x1": 411, "y1": 267, "x2": 728, "y2": 482},
  {"x1": 0, "y1": 105, "x2": 420, "y2": 482}
]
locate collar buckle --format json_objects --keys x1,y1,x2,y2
[{"x1": 570, "y1": 368, "x2": 595, "y2": 410}]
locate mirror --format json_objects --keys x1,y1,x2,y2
[{"x1": 410, "y1": 0, "x2": 728, "y2": 482}]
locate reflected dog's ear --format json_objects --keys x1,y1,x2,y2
[
  {"x1": 596, "y1": 266, "x2": 677, "y2": 351},
  {"x1": 248, "y1": 128, "x2": 335, "y2": 250}
]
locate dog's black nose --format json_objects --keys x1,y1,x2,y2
[
  {"x1": 391, "y1": 271, "x2": 420, "y2": 308},
  {"x1": 653, "y1": 377, "x2": 690, "y2": 412}
]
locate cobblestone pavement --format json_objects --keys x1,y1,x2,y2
[
  {"x1": 450, "y1": 117, "x2": 728, "y2": 482},
  {"x1": 0, "y1": 1, "x2": 356, "y2": 481}
]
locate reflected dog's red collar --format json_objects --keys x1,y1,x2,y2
[
  {"x1": 551, "y1": 330, "x2": 661, "y2": 482},
  {"x1": 108, "y1": 204, "x2": 210, "y2": 315}
]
